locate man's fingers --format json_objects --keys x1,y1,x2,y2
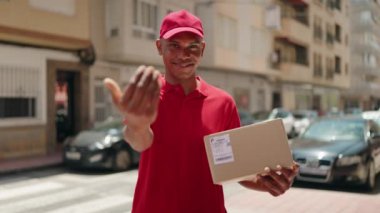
[
  {"x1": 138, "y1": 70, "x2": 161, "y2": 114},
  {"x1": 103, "y1": 78, "x2": 122, "y2": 106},
  {"x1": 128, "y1": 66, "x2": 155, "y2": 113},
  {"x1": 121, "y1": 65, "x2": 146, "y2": 109}
]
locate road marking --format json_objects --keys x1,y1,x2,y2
[
  {"x1": 0, "y1": 188, "x2": 88, "y2": 212},
  {"x1": 46, "y1": 195, "x2": 133, "y2": 213},
  {"x1": 0, "y1": 182, "x2": 64, "y2": 201}
]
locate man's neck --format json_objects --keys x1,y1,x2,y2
[{"x1": 165, "y1": 76, "x2": 199, "y2": 95}]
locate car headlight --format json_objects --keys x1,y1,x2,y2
[
  {"x1": 336, "y1": 155, "x2": 361, "y2": 166},
  {"x1": 104, "y1": 135, "x2": 121, "y2": 145},
  {"x1": 89, "y1": 141, "x2": 105, "y2": 150}
]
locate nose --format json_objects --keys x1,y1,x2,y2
[{"x1": 177, "y1": 48, "x2": 191, "y2": 59}]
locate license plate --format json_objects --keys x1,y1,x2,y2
[
  {"x1": 65, "y1": 151, "x2": 81, "y2": 160},
  {"x1": 300, "y1": 166, "x2": 328, "y2": 175}
]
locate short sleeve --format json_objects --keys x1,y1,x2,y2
[{"x1": 225, "y1": 99, "x2": 241, "y2": 130}]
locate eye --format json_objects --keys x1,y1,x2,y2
[
  {"x1": 168, "y1": 43, "x2": 180, "y2": 49},
  {"x1": 189, "y1": 44, "x2": 200, "y2": 51}
]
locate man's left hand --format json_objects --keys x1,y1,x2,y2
[{"x1": 239, "y1": 162, "x2": 299, "y2": 196}]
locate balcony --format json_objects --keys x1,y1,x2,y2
[
  {"x1": 355, "y1": 64, "x2": 380, "y2": 78},
  {"x1": 350, "y1": 0, "x2": 380, "y2": 13},
  {"x1": 0, "y1": 0, "x2": 91, "y2": 51},
  {"x1": 278, "y1": 62, "x2": 311, "y2": 83},
  {"x1": 352, "y1": 42, "x2": 380, "y2": 55},
  {"x1": 275, "y1": 18, "x2": 311, "y2": 45},
  {"x1": 351, "y1": 19, "x2": 380, "y2": 35}
]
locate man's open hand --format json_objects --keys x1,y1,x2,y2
[{"x1": 103, "y1": 65, "x2": 162, "y2": 129}]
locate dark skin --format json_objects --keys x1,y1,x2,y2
[{"x1": 104, "y1": 32, "x2": 299, "y2": 196}]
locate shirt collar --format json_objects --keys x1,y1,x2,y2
[{"x1": 161, "y1": 75, "x2": 209, "y2": 97}]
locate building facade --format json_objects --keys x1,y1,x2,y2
[
  {"x1": 0, "y1": 0, "x2": 92, "y2": 160},
  {"x1": 90, "y1": 0, "x2": 351, "y2": 125},
  {"x1": 343, "y1": 0, "x2": 380, "y2": 110},
  {"x1": 196, "y1": 0, "x2": 350, "y2": 114}
]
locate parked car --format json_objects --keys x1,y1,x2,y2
[
  {"x1": 268, "y1": 108, "x2": 296, "y2": 138},
  {"x1": 345, "y1": 107, "x2": 363, "y2": 115},
  {"x1": 63, "y1": 118, "x2": 140, "y2": 171},
  {"x1": 362, "y1": 110, "x2": 380, "y2": 120},
  {"x1": 252, "y1": 110, "x2": 271, "y2": 123},
  {"x1": 292, "y1": 110, "x2": 318, "y2": 135},
  {"x1": 290, "y1": 116, "x2": 380, "y2": 190}
]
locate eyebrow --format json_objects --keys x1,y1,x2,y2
[{"x1": 166, "y1": 40, "x2": 202, "y2": 45}]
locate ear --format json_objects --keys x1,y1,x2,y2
[
  {"x1": 156, "y1": 39, "x2": 163, "y2": 55},
  {"x1": 200, "y1": 41, "x2": 206, "y2": 57}
]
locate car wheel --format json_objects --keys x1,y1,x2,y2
[
  {"x1": 113, "y1": 150, "x2": 131, "y2": 171},
  {"x1": 365, "y1": 160, "x2": 376, "y2": 190}
]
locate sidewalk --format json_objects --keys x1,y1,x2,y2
[{"x1": 0, "y1": 148, "x2": 63, "y2": 174}]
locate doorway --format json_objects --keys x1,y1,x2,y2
[
  {"x1": 55, "y1": 71, "x2": 76, "y2": 143},
  {"x1": 272, "y1": 92, "x2": 282, "y2": 109}
]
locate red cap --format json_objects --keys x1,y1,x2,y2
[{"x1": 159, "y1": 10, "x2": 204, "y2": 39}]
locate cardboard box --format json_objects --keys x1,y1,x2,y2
[{"x1": 204, "y1": 119, "x2": 293, "y2": 184}]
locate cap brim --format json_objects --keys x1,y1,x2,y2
[{"x1": 162, "y1": 27, "x2": 203, "y2": 39}]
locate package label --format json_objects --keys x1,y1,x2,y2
[{"x1": 210, "y1": 134, "x2": 234, "y2": 165}]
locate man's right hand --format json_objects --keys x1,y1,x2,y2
[{"x1": 103, "y1": 65, "x2": 162, "y2": 147}]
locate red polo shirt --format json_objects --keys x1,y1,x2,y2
[{"x1": 132, "y1": 76, "x2": 241, "y2": 213}]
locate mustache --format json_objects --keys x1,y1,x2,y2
[{"x1": 172, "y1": 59, "x2": 194, "y2": 64}]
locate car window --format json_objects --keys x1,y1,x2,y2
[
  {"x1": 293, "y1": 113, "x2": 306, "y2": 119},
  {"x1": 302, "y1": 119, "x2": 365, "y2": 142},
  {"x1": 93, "y1": 119, "x2": 123, "y2": 131}
]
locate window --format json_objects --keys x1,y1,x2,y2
[
  {"x1": 94, "y1": 78, "x2": 113, "y2": 124},
  {"x1": 0, "y1": 65, "x2": 40, "y2": 119},
  {"x1": 105, "y1": 0, "x2": 121, "y2": 38},
  {"x1": 295, "y1": 44, "x2": 308, "y2": 66},
  {"x1": 217, "y1": 14, "x2": 238, "y2": 50},
  {"x1": 326, "y1": 23, "x2": 334, "y2": 46},
  {"x1": 335, "y1": 24, "x2": 341, "y2": 43},
  {"x1": 335, "y1": 56, "x2": 341, "y2": 74},
  {"x1": 364, "y1": 33, "x2": 380, "y2": 50},
  {"x1": 132, "y1": 0, "x2": 158, "y2": 40},
  {"x1": 335, "y1": 0, "x2": 341, "y2": 11},
  {"x1": 313, "y1": 53, "x2": 323, "y2": 77},
  {"x1": 363, "y1": 53, "x2": 377, "y2": 67},
  {"x1": 326, "y1": 0, "x2": 335, "y2": 11},
  {"x1": 326, "y1": 57, "x2": 334, "y2": 79},
  {"x1": 313, "y1": 16, "x2": 323, "y2": 41}
]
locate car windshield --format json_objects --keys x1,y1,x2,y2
[
  {"x1": 252, "y1": 111, "x2": 270, "y2": 120},
  {"x1": 93, "y1": 119, "x2": 123, "y2": 131},
  {"x1": 269, "y1": 110, "x2": 289, "y2": 119},
  {"x1": 301, "y1": 119, "x2": 365, "y2": 142},
  {"x1": 293, "y1": 113, "x2": 306, "y2": 119}
]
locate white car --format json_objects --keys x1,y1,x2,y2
[
  {"x1": 362, "y1": 110, "x2": 380, "y2": 120},
  {"x1": 292, "y1": 110, "x2": 318, "y2": 135},
  {"x1": 268, "y1": 108, "x2": 296, "y2": 138}
]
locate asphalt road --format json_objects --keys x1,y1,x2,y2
[{"x1": 0, "y1": 166, "x2": 379, "y2": 213}]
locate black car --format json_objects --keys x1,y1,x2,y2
[
  {"x1": 63, "y1": 118, "x2": 140, "y2": 171},
  {"x1": 290, "y1": 116, "x2": 380, "y2": 190}
]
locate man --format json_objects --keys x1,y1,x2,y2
[{"x1": 104, "y1": 10, "x2": 299, "y2": 213}]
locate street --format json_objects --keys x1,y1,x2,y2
[{"x1": 0, "y1": 166, "x2": 380, "y2": 213}]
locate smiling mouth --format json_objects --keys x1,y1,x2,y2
[{"x1": 173, "y1": 63, "x2": 194, "y2": 68}]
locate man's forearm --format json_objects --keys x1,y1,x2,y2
[{"x1": 123, "y1": 126, "x2": 153, "y2": 152}]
